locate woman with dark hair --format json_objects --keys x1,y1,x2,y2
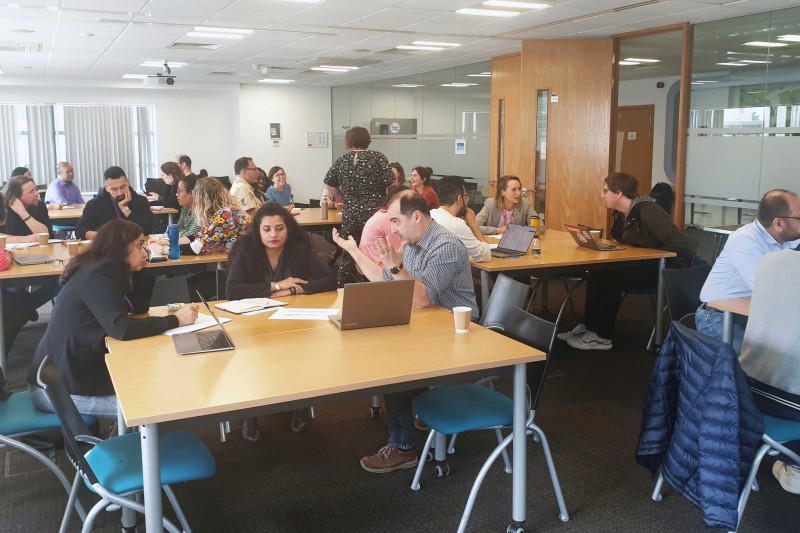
[
  {"x1": 389, "y1": 162, "x2": 405, "y2": 186},
  {"x1": 25, "y1": 219, "x2": 198, "y2": 418},
  {"x1": 409, "y1": 166, "x2": 439, "y2": 210},
  {"x1": 266, "y1": 166, "x2": 293, "y2": 207},
  {"x1": 175, "y1": 173, "x2": 200, "y2": 238},
  {"x1": 3, "y1": 175, "x2": 53, "y2": 243},
  {"x1": 324, "y1": 126, "x2": 393, "y2": 285},
  {"x1": 475, "y1": 175, "x2": 537, "y2": 235}
]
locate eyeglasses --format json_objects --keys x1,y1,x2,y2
[
  {"x1": 778, "y1": 216, "x2": 800, "y2": 221},
  {"x1": 460, "y1": 193, "x2": 471, "y2": 202},
  {"x1": 274, "y1": 172, "x2": 286, "y2": 177},
  {"x1": 246, "y1": 167, "x2": 258, "y2": 172},
  {"x1": 176, "y1": 188, "x2": 187, "y2": 194},
  {"x1": 50, "y1": 258, "x2": 66, "y2": 269}
]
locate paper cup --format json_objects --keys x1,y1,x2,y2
[
  {"x1": 0, "y1": 235, "x2": 6, "y2": 250},
  {"x1": 37, "y1": 233, "x2": 49, "y2": 245},
  {"x1": 66, "y1": 241, "x2": 80, "y2": 256},
  {"x1": 589, "y1": 230, "x2": 602, "y2": 242},
  {"x1": 453, "y1": 307, "x2": 472, "y2": 333}
]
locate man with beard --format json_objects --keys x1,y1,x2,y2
[
  {"x1": 429, "y1": 175, "x2": 491, "y2": 263},
  {"x1": 75, "y1": 166, "x2": 153, "y2": 240}
]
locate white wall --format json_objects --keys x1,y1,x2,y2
[{"x1": 238, "y1": 84, "x2": 332, "y2": 204}]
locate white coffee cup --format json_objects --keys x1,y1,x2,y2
[{"x1": 453, "y1": 307, "x2": 472, "y2": 333}]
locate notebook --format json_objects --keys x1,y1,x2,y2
[
  {"x1": 564, "y1": 224, "x2": 625, "y2": 251},
  {"x1": 173, "y1": 291, "x2": 236, "y2": 355},
  {"x1": 216, "y1": 298, "x2": 288, "y2": 314},
  {"x1": 13, "y1": 254, "x2": 53, "y2": 266},
  {"x1": 491, "y1": 224, "x2": 538, "y2": 258},
  {"x1": 329, "y1": 279, "x2": 415, "y2": 330}
]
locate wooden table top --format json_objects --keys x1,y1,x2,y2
[
  {"x1": 708, "y1": 296, "x2": 751, "y2": 317},
  {"x1": 471, "y1": 230, "x2": 676, "y2": 272},
  {"x1": 293, "y1": 207, "x2": 342, "y2": 227},
  {"x1": 703, "y1": 224, "x2": 743, "y2": 235},
  {"x1": 49, "y1": 205, "x2": 178, "y2": 220},
  {"x1": 0, "y1": 242, "x2": 227, "y2": 281},
  {"x1": 106, "y1": 291, "x2": 544, "y2": 426}
]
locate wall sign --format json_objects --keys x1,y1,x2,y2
[
  {"x1": 269, "y1": 123, "x2": 281, "y2": 140},
  {"x1": 455, "y1": 138, "x2": 467, "y2": 155},
  {"x1": 307, "y1": 131, "x2": 329, "y2": 148}
]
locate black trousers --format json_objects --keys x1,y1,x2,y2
[{"x1": 583, "y1": 262, "x2": 658, "y2": 339}]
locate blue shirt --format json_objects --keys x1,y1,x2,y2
[
  {"x1": 266, "y1": 184, "x2": 293, "y2": 206},
  {"x1": 45, "y1": 179, "x2": 84, "y2": 205},
  {"x1": 700, "y1": 220, "x2": 800, "y2": 303}
]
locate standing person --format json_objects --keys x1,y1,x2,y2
[
  {"x1": 389, "y1": 162, "x2": 405, "y2": 186},
  {"x1": 324, "y1": 126, "x2": 393, "y2": 285},
  {"x1": 75, "y1": 166, "x2": 153, "y2": 240},
  {"x1": 475, "y1": 175, "x2": 537, "y2": 235},
  {"x1": 562, "y1": 172, "x2": 691, "y2": 351},
  {"x1": 409, "y1": 166, "x2": 439, "y2": 210},
  {"x1": 229, "y1": 157, "x2": 264, "y2": 217},
  {"x1": 45, "y1": 162, "x2": 84, "y2": 207},
  {"x1": 266, "y1": 166, "x2": 294, "y2": 207},
  {"x1": 3, "y1": 175, "x2": 53, "y2": 242},
  {"x1": 25, "y1": 219, "x2": 198, "y2": 419}
]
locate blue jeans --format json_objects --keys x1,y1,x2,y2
[
  {"x1": 695, "y1": 305, "x2": 747, "y2": 354},
  {"x1": 30, "y1": 384, "x2": 118, "y2": 420},
  {"x1": 384, "y1": 389, "x2": 424, "y2": 451}
]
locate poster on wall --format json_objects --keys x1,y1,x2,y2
[
  {"x1": 270, "y1": 123, "x2": 281, "y2": 140},
  {"x1": 307, "y1": 132, "x2": 329, "y2": 148},
  {"x1": 455, "y1": 138, "x2": 467, "y2": 155}
]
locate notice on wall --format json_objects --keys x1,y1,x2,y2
[
  {"x1": 306, "y1": 131, "x2": 329, "y2": 148},
  {"x1": 628, "y1": 131, "x2": 637, "y2": 141},
  {"x1": 270, "y1": 123, "x2": 281, "y2": 140},
  {"x1": 455, "y1": 138, "x2": 467, "y2": 155}
]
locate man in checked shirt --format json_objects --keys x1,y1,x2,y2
[{"x1": 333, "y1": 189, "x2": 478, "y2": 473}]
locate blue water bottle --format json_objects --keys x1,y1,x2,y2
[{"x1": 167, "y1": 223, "x2": 181, "y2": 260}]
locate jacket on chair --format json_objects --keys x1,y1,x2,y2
[{"x1": 635, "y1": 322, "x2": 764, "y2": 530}]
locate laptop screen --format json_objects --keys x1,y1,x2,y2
[{"x1": 496, "y1": 224, "x2": 537, "y2": 253}]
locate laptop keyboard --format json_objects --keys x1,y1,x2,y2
[{"x1": 197, "y1": 330, "x2": 230, "y2": 350}]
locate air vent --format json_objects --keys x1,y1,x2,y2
[
  {"x1": 169, "y1": 42, "x2": 223, "y2": 51},
  {"x1": 0, "y1": 42, "x2": 43, "y2": 53}
]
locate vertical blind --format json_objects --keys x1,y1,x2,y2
[
  {"x1": 26, "y1": 105, "x2": 57, "y2": 183},
  {"x1": 0, "y1": 106, "x2": 19, "y2": 184}
]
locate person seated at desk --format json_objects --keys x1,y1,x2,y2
[
  {"x1": 45, "y1": 161, "x2": 84, "y2": 208},
  {"x1": 75, "y1": 166, "x2": 153, "y2": 240},
  {"x1": 226, "y1": 202, "x2": 336, "y2": 441},
  {"x1": 11, "y1": 166, "x2": 31, "y2": 178},
  {"x1": 266, "y1": 166, "x2": 294, "y2": 207},
  {"x1": 25, "y1": 219, "x2": 198, "y2": 419},
  {"x1": 333, "y1": 190, "x2": 478, "y2": 474},
  {"x1": 475, "y1": 175, "x2": 537, "y2": 235},
  {"x1": 183, "y1": 177, "x2": 250, "y2": 255},
  {"x1": 409, "y1": 166, "x2": 439, "y2": 210},
  {"x1": 359, "y1": 185, "x2": 407, "y2": 267},
  {"x1": 431, "y1": 176, "x2": 491, "y2": 263},
  {"x1": 697, "y1": 189, "x2": 800, "y2": 352},
  {"x1": 146, "y1": 161, "x2": 182, "y2": 209},
  {"x1": 175, "y1": 174, "x2": 200, "y2": 238},
  {"x1": 561, "y1": 172, "x2": 691, "y2": 352},
  {"x1": 255, "y1": 167, "x2": 270, "y2": 200},
  {"x1": 389, "y1": 162, "x2": 405, "y2": 186},
  {"x1": 230, "y1": 156, "x2": 265, "y2": 217}
]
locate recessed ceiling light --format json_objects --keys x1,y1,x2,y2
[
  {"x1": 441, "y1": 82, "x2": 478, "y2": 87},
  {"x1": 743, "y1": 41, "x2": 787, "y2": 47},
  {"x1": 693, "y1": 80, "x2": 719, "y2": 84},
  {"x1": 279, "y1": 0, "x2": 322, "y2": 3},
  {"x1": 456, "y1": 8, "x2": 521, "y2": 17},
  {"x1": 10, "y1": 29, "x2": 35, "y2": 33},
  {"x1": 259, "y1": 78, "x2": 295, "y2": 84},
  {"x1": 716, "y1": 62, "x2": 747, "y2": 66},
  {"x1": 122, "y1": 74, "x2": 147, "y2": 79},
  {"x1": 624, "y1": 57, "x2": 660, "y2": 63},
  {"x1": 482, "y1": 1, "x2": 549, "y2": 8},
  {"x1": 467, "y1": 72, "x2": 492, "y2": 77},
  {"x1": 80, "y1": 33, "x2": 94, "y2": 38},
  {"x1": 186, "y1": 32, "x2": 244, "y2": 40},
  {"x1": 141, "y1": 60, "x2": 186, "y2": 69},
  {"x1": 319, "y1": 64, "x2": 359, "y2": 70},
  {"x1": 412, "y1": 41, "x2": 461, "y2": 48},
  {"x1": 310, "y1": 66, "x2": 354, "y2": 73},
  {"x1": 393, "y1": 84, "x2": 425, "y2": 88},
  {"x1": 739, "y1": 59, "x2": 771, "y2": 64},
  {"x1": 618, "y1": 61, "x2": 640, "y2": 66},
  {"x1": 397, "y1": 45, "x2": 445, "y2": 51},
  {"x1": 777, "y1": 34, "x2": 800, "y2": 42},
  {"x1": 193, "y1": 26, "x2": 253, "y2": 35},
  {"x1": 46, "y1": 5, "x2": 58, "y2": 11}
]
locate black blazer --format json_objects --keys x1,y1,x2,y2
[{"x1": 75, "y1": 188, "x2": 153, "y2": 239}]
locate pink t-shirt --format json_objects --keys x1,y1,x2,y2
[{"x1": 359, "y1": 209, "x2": 404, "y2": 267}]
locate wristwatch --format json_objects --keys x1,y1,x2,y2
[
  {"x1": 274, "y1": 282, "x2": 281, "y2": 291},
  {"x1": 389, "y1": 265, "x2": 402, "y2": 275}
]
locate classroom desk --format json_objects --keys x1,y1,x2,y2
[
  {"x1": 471, "y1": 230, "x2": 676, "y2": 344},
  {"x1": 293, "y1": 207, "x2": 342, "y2": 231},
  {"x1": 708, "y1": 296, "x2": 751, "y2": 345},
  {"x1": 49, "y1": 205, "x2": 180, "y2": 224},
  {"x1": 0, "y1": 242, "x2": 227, "y2": 372},
  {"x1": 105, "y1": 292, "x2": 544, "y2": 532}
]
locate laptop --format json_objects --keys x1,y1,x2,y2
[
  {"x1": 491, "y1": 224, "x2": 538, "y2": 258},
  {"x1": 13, "y1": 254, "x2": 53, "y2": 266},
  {"x1": 329, "y1": 279, "x2": 415, "y2": 330},
  {"x1": 564, "y1": 224, "x2": 625, "y2": 251},
  {"x1": 173, "y1": 291, "x2": 236, "y2": 355}
]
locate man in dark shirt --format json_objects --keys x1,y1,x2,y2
[{"x1": 75, "y1": 166, "x2": 153, "y2": 240}]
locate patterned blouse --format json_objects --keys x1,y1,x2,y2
[{"x1": 192, "y1": 207, "x2": 251, "y2": 255}]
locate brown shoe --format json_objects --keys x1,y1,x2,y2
[{"x1": 360, "y1": 444, "x2": 419, "y2": 474}]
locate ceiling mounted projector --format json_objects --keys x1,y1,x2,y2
[{"x1": 144, "y1": 74, "x2": 176, "y2": 87}]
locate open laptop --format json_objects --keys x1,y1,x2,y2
[
  {"x1": 13, "y1": 255, "x2": 54, "y2": 266},
  {"x1": 491, "y1": 224, "x2": 538, "y2": 258},
  {"x1": 564, "y1": 224, "x2": 625, "y2": 251},
  {"x1": 173, "y1": 291, "x2": 236, "y2": 355},
  {"x1": 330, "y1": 279, "x2": 415, "y2": 330}
]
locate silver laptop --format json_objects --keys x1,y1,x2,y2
[
  {"x1": 491, "y1": 224, "x2": 538, "y2": 258},
  {"x1": 173, "y1": 291, "x2": 236, "y2": 355},
  {"x1": 13, "y1": 254, "x2": 54, "y2": 266},
  {"x1": 564, "y1": 224, "x2": 625, "y2": 251},
  {"x1": 330, "y1": 280, "x2": 415, "y2": 330}
]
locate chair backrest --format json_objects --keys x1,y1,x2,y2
[
  {"x1": 650, "y1": 182, "x2": 674, "y2": 215},
  {"x1": 150, "y1": 275, "x2": 190, "y2": 307},
  {"x1": 211, "y1": 175, "x2": 232, "y2": 190},
  {"x1": 35, "y1": 356, "x2": 99, "y2": 485},
  {"x1": 662, "y1": 264, "x2": 711, "y2": 322},
  {"x1": 309, "y1": 198, "x2": 321, "y2": 208},
  {"x1": 479, "y1": 274, "x2": 530, "y2": 328}
]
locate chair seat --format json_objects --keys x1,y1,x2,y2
[
  {"x1": 0, "y1": 392, "x2": 96, "y2": 436},
  {"x1": 85, "y1": 429, "x2": 216, "y2": 494},
  {"x1": 763, "y1": 414, "x2": 800, "y2": 443},
  {"x1": 413, "y1": 384, "x2": 514, "y2": 435}
]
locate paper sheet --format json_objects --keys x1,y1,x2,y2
[
  {"x1": 268, "y1": 308, "x2": 340, "y2": 321},
  {"x1": 162, "y1": 313, "x2": 232, "y2": 336},
  {"x1": 6, "y1": 242, "x2": 38, "y2": 250}
]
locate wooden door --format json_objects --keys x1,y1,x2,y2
[{"x1": 615, "y1": 105, "x2": 654, "y2": 195}]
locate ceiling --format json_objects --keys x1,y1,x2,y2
[{"x1": 1, "y1": 0, "x2": 800, "y2": 87}]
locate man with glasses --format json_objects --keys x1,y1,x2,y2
[
  {"x1": 75, "y1": 166, "x2": 153, "y2": 240},
  {"x1": 430, "y1": 175, "x2": 491, "y2": 262},
  {"x1": 697, "y1": 189, "x2": 800, "y2": 352},
  {"x1": 45, "y1": 161, "x2": 84, "y2": 208},
  {"x1": 229, "y1": 156, "x2": 263, "y2": 217}
]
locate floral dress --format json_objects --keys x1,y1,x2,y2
[
  {"x1": 324, "y1": 149, "x2": 393, "y2": 285},
  {"x1": 192, "y1": 207, "x2": 251, "y2": 254}
]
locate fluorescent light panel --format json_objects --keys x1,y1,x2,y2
[
  {"x1": 456, "y1": 8, "x2": 520, "y2": 17},
  {"x1": 193, "y1": 26, "x2": 253, "y2": 34},
  {"x1": 185, "y1": 32, "x2": 243, "y2": 40},
  {"x1": 259, "y1": 78, "x2": 295, "y2": 84},
  {"x1": 618, "y1": 61, "x2": 640, "y2": 66},
  {"x1": 412, "y1": 41, "x2": 461, "y2": 48},
  {"x1": 141, "y1": 61, "x2": 185, "y2": 68},
  {"x1": 279, "y1": 0, "x2": 322, "y2": 3},
  {"x1": 778, "y1": 34, "x2": 800, "y2": 42},
  {"x1": 624, "y1": 57, "x2": 660, "y2": 63},
  {"x1": 441, "y1": 83, "x2": 477, "y2": 87},
  {"x1": 319, "y1": 64, "x2": 359, "y2": 70},
  {"x1": 467, "y1": 72, "x2": 492, "y2": 77},
  {"x1": 743, "y1": 41, "x2": 787, "y2": 47},
  {"x1": 397, "y1": 45, "x2": 445, "y2": 51},
  {"x1": 482, "y1": 1, "x2": 549, "y2": 8},
  {"x1": 739, "y1": 59, "x2": 771, "y2": 64},
  {"x1": 717, "y1": 62, "x2": 746, "y2": 66},
  {"x1": 393, "y1": 84, "x2": 425, "y2": 88}
]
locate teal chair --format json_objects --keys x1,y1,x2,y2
[{"x1": 36, "y1": 356, "x2": 216, "y2": 533}]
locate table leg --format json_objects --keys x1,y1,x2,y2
[
  {"x1": 0, "y1": 283, "x2": 6, "y2": 374},
  {"x1": 141, "y1": 423, "x2": 163, "y2": 533},
  {"x1": 722, "y1": 310, "x2": 734, "y2": 346},
  {"x1": 480, "y1": 270, "x2": 490, "y2": 312},
  {"x1": 168, "y1": 212, "x2": 175, "y2": 225},
  {"x1": 511, "y1": 363, "x2": 527, "y2": 527},
  {"x1": 654, "y1": 258, "x2": 666, "y2": 346},
  {"x1": 117, "y1": 405, "x2": 137, "y2": 531}
]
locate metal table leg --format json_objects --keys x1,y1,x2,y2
[
  {"x1": 480, "y1": 270, "x2": 490, "y2": 311},
  {"x1": 511, "y1": 363, "x2": 527, "y2": 528},
  {"x1": 117, "y1": 405, "x2": 137, "y2": 531},
  {"x1": 141, "y1": 423, "x2": 163, "y2": 532},
  {"x1": 655, "y1": 258, "x2": 666, "y2": 346},
  {"x1": 722, "y1": 310, "x2": 734, "y2": 346}
]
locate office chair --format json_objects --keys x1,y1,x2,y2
[
  {"x1": 662, "y1": 264, "x2": 711, "y2": 324},
  {"x1": 410, "y1": 306, "x2": 570, "y2": 533},
  {"x1": 52, "y1": 224, "x2": 77, "y2": 239},
  {"x1": 479, "y1": 273, "x2": 530, "y2": 328},
  {"x1": 150, "y1": 275, "x2": 190, "y2": 307},
  {"x1": 36, "y1": 356, "x2": 216, "y2": 533}
]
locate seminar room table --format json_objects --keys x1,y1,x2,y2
[
  {"x1": 293, "y1": 206, "x2": 342, "y2": 231},
  {"x1": 708, "y1": 296, "x2": 751, "y2": 346},
  {"x1": 471, "y1": 230, "x2": 676, "y2": 345},
  {"x1": 49, "y1": 205, "x2": 180, "y2": 224},
  {"x1": 0, "y1": 241, "x2": 227, "y2": 372},
  {"x1": 105, "y1": 291, "x2": 544, "y2": 532}
]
